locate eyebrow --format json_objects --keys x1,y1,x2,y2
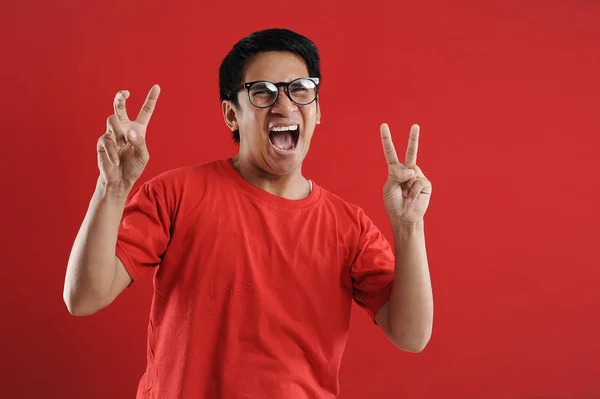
[{"x1": 246, "y1": 77, "x2": 307, "y2": 83}]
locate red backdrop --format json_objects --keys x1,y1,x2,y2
[{"x1": 2, "y1": 1, "x2": 599, "y2": 398}]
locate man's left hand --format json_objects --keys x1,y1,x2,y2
[{"x1": 380, "y1": 123, "x2": 432, "y2": 226}]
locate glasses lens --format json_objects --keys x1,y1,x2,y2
[
  {"x1": 289, "y1": 79, "x2": 317, "y2": 105},
  {"x1": 248, "y1": 81, "x2": 278, "y2": 107}
]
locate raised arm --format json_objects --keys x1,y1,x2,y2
[{"x1": 63, "y1": 85, "x2": 160, "y2": 316}]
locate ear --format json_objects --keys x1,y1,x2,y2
[
  {"x1": 222, "y1": 100, "x2": 239, "y2": 132},
  {"x1": 316, "y1": 98, "x2": 321, "y2": 125}
]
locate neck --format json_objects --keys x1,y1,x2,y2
[{"x1": 231, "y1": 156, "x2": 311, "y2": 200}]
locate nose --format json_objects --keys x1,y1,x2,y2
[{"x1": 270, "y1": 87, "x2": 297, "y2": 116}]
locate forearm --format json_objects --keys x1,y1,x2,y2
[
  {"x1": 63, "y1": 178, "x2": 131, "y2": 313},
  {"x1": 388, "y1": 219, "x2": 433, "y2": 352}
]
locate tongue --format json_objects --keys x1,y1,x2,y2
[{"x1": 270, "y1": 131, "x2": 294, "y2": 150}]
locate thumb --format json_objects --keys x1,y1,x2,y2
[
  {"x1": 391, "y1": 167, "x2": 415, "y2": 183},
  {"x1": 128, "y1": 129, "x2": 149, "y2": 161}
]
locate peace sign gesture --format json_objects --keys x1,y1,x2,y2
[
  {"x1": 380, "y1": 123, "x2": 432, "y2": 225},
  {"x1": 97, "y1": 84, "x2": 161, "y2": 189}
]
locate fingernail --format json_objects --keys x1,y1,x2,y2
[
  {"x1": 130, "y1": 130, "x2": 137, "y2": 140},
  {"x1": 404, "y1": 169, "x2": 414, "y2": 177}
]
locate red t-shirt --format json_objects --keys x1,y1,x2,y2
[{"x1": 116, "y1": 159, "x2": 395, "y2": 398}]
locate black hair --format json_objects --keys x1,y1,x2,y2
[{"x1": 219, "y1": 28, "x2": 321, "y2": 143}]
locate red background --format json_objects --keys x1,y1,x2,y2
[{"x1": 2, "y1": 0, "x2": 599, "y2": 398}]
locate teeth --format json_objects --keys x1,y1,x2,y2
[{"x1": 270, "y1": 125, "x2": 298, "y2": 132}]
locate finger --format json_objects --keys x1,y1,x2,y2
[
  {"x1": 128, "y1": 129, "x2": 150, "y2": 164},
  {"x1": 98, "y1": 134, "x2": 120, "y2": 166},
  {"x1": 107, "y1": 115, "x2": 128, "y2": 147},
  {"x1": 404, "y1": 124, "x2": 420, "y2": 167},
  {"x1": 402, "y1": 176, "x2": 419, "y2": 198},
  {"x1": 380, "y1": 123, "x2": 401, "y2": 167},
  {"x1": 136, "y1": 84, "x2": 161, "y2": 126},
  {"x1": 407, "y1": 178, "x2": 432, "y2": 202},
  {"x1": 411, "y1": 165, "x2": 423, "y2": 176},
  {"x1": 404, "y1": 167, "x2": 429, "y2": 197},
  {"x1": 114, "y1": 90, "x2": 131, "y2": 122},
  {"x1": 404, "y1": 165, "x2": 424, "y2": 187},
  {"x1": 403, "y1": 177, "x2": 418, "y2": 197},
  {"x1": 405, "y1": 175, "x2": 419, "y2": 189},
  {"x1": 391, "y1": 167, "x2": 415, "y2": 184}
]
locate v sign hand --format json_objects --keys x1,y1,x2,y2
[
  {"x1": 97, "y1": 84, "x2": 161, "y2": 192},
  {"x1": 380, "y1": 123, "x2": 432, "y2": 226}
]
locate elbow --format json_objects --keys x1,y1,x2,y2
[
  {"x1": 397, "y1": 338, "x2": 430, "y2": 353},
  {"x1": 63, "y1": 296, "x2": 88, "y2": 316},
  {"x1": 63, "y1": 290, "x2": 103, "y2": 317},
  {"x1": 390, "y1": 330, "x2": 432, "y2": 353}
]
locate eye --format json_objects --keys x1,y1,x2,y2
[{"x1": 253, "y1": 90, "x2": 273, "y2": 96}]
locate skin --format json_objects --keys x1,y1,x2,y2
[
  {"x1": 374, "y1": 123, "x2": 434, "y2": 353},
  {"x1": 63, "y1": 85, "x2": 160, "y2": 316},
  {"x1": 222, "y1": 51, "x2": 321, "y2": 200}
]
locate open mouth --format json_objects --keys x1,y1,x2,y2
[{"x1": 268, "y1": 125, "x2": 300, "y2": 152}]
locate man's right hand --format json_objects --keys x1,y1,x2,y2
[{"x1": 97, "y1": 84, "x2": 161, "y2": 189}]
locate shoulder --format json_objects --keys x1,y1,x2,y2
[
  {"x1": 133, "y1": 159, "x2": 230, "y2": 204},
  {"x1": 153, "y1": 159, "x2": 226, "y2": 182},
  {"x1": 316, "y1": 186, "x2": 387, "y2": 254},
  {"x1": 317, "y1": 185, "x2": 372, "y2": 227},
  {"x1": 144, "y1": 159, "x2": 227, "y2": 188}
]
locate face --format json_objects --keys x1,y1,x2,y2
[{"x1": 222, "y1": 51, "x2": 321, "y2": 176}]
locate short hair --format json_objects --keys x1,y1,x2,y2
[{"x1": 219, "y1": 28, "x2": 321, "y2": 143}]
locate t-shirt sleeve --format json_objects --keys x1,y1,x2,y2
[
  {"x1": 116, "y1": 182, "x2": 171, "y2": 283},
  {"x1": 350, "y1": 211, "x2": 395, "y2": 322}
]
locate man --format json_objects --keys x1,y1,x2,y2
[{"x1": 63, "y1": 28, "x2": 433, "y2": 398}]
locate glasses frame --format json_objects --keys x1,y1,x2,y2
[{"x1": 235, "y1": 77, "x2": 320, "y2": 108}]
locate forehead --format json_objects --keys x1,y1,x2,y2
[{"x1": 243, "y1": 51, "x2": 309, "y2": 82}]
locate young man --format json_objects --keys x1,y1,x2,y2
[{"x1": 64, "y1": 28, "x2": 433, "y2": 398}]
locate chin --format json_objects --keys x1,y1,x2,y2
[{"x1": 264, "y1": 151, "x2": 304, "y2": 176}]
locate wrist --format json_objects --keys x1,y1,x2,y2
[
  {"x1": 96, "y1": 177, "x2": 133, "y2": 201},
  {"x1": 392, "y1": 219, "x2": 425, "y2": 237}
]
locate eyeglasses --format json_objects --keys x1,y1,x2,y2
[{"x1": 235, "y1": 77, "x2": 320, "y2": 108}]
